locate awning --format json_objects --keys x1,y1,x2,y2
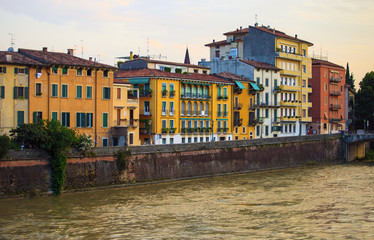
[
  {"x1": 249, "y1": 82, "x2": 260, "y2": 91},
  {"x1": 129, "y1": 78, "x2": 149, "y2": 84},
  {"x1": 235, "y1": 81, "x2": 246, "y2": 89}
]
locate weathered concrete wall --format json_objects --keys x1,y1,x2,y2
[{"x1": 0, "y1": 134, "x2": 342, "y2": 196}]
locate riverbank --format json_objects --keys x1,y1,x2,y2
[{"x1": 0, "y1": 134, "x2": 343, "y2": 197}]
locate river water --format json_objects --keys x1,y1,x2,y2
[{"x1": 1, "y1": 163, "x2": 374, "y2": 239}]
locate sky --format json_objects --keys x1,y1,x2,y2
[{"x1": 1, "y1": 0, "x2": 373, "y2": 89}]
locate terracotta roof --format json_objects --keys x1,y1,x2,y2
[
  {"x1": 312, "y1": 58, "x2": 345, "y2": 70},
  {"x1": 115, "y1": 68, "x2": 232, "y2": 84},
  {"x1": 130, "y1": 58, "x2": 210, "y2": 69},
  {"x1": 204, "y1": 40, "x2": 230, "y2": 47},
  {"x1": 0, "y1": 51, "x2": 47, "y2": 66},
  {"x1": 223, "y1": 28, "x2": 249, "y2": 36},
  {"x1": 18, "y1": 48, "x2": 117, "y2": 69},
  {"x1": 240, "y1": 59, "x2": 281, "y2": 71},
  {"x1": 252, "y1": 26, "x2": 313, "y2": 46},
  {"x1": 213, "y1": 72, "x2": 254, "y2": 82}
]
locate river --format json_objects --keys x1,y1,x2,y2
[{"x1": 1, "y1": 163, "x2": 374, "y2": 239}]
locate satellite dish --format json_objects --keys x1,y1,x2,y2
[{"x1": 7, "y1": 47, "x2": 14, "y2": 52}]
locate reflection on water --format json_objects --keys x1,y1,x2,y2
[{"x1": 1, "y1": 163, "x2": 374, "y2": 239}]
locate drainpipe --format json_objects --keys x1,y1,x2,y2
[{"x1": 94, "y1": 68, "x2": 98, "y2": 147}]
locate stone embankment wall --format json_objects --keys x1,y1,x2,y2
[{"x1": 0, "y1": 134, "x2": 342, "y2": 196}]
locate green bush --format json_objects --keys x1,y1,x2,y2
[{"x1": 0, "y1": 134, "x2": 10, "y2": 160}]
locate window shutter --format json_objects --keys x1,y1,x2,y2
[
  {"x1": 25, "y1": 68, "x2": 29, "y2": 75},
  {"x1": 82, "y1": 113, "x2": 86, "y2": 127},
  {"x1": 14, "y1": 87, "x2": 17, "y2": 99},
  {"x1": 67, "y1": 113, "x2": 70, "y2": 127},
  {"x1": 25, "y1": 87, "x2": 29, "y2": 99},
  {"x1": 3, "y1": 67, "x2": 6, "y2": 73},
  {"x1": 0, "y1": 86, "x2": 4, "y2": 98},
  {"x1": 33, "y1": 112, "x2": 37, "y2": 123},
  {"x1": 14, "y1": 68, "x2": 18, "y2": 74}
]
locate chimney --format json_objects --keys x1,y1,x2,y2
[
  {"x1": 240, "y1": 26, "x2": 242, "y2": 30},
  {"x1": 213, "y1": 39, "x2": 215, "y2": 43},
  {"x1": 42, "y1": 47, "x2": 48, "y2": 52},
  {"x1": 295, "y1": 34, "x2": 298, "y2": 39},
  {"x1": 130, "y1": 51, "x2": 133, "y2": 61},
  {"x1": 5, "y1": 54, "x2": 12, "y2": 62},
  {"x1": 67, "y1": 49, "x2": 74, "y2": 56},
  {"x1": 89, "y1": 57, "x2": 93, "y2": 61}
]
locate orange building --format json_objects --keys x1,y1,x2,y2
[
  {"x1": 18, "y1": 48, "x2": 117, "y2": 147},
  {"x1": 309, "y1": 59, "x2": 346, "y2": 134}
]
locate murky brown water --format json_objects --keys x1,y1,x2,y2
[{"x1": 1, "y1": 163, "x2": 374, "y2": 239}]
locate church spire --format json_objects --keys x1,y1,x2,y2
[{"x1": 184, "y1": 47, "x2": 190, "y2": 64}]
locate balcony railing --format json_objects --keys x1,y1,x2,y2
[
  {"x1": 234, "y1": 103, "x2": 242, "y2": 110},
  {"x1": 139, "y1": 90, "x2": 152, "y2": 98},
  {"x1": 181, "y1": 127, "x2": 212, "y2": 135},
  {"x1": 330, "y1": 77, "x2": 342, "y2": 83},
  {"x1": 330, "y1": 104, "x2": 341, "y2": 110},
  {"x1": 181, "y1": 93, "x2": 211, "y2": 100},
  {"x1": 234, "y1": 118, "x2": 243, "y2": 126},
  {"x1": 249, "y1": 118, "x2": 258, "y2": 126},
  {"x1": 330, "y1": 91, "x2": 341, "y2": 96},
  {"x1": 129, "y1": 119, "x2": 138, "y2": 127},
  {"x1": 162, "y1": 90, "x2": 168, "y2": 97},
  {"x1": 330, "y1": 118, "x2": 342, "y2": 123},
  {"x1": 217, "y1": 127, "x2": 229, "y2": 133},
  {"x1": 182, "y1": 111, "x2": 210, "y2": 117}
]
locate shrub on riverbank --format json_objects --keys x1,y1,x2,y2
[{"x1": 0, "y1": 134, "x2": 10, "y2": 160}]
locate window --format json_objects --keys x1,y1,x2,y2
[
  {"x1": 302, "y1": 65, "x2": 306, "y2": 73},
  {"x1": 162, "y1": 120, "x2": 167, "y2": 130},
  {"x1": 62, "y1": 67, "x2": 68, "y2": 75},
  {"x1": 181, "y1": 101, "x2": 185, "y2": 116},
  {"x1": 15, "y1": 67, "x2": 28, "y2": 75},
  {"x1": 217, "y1": 104, "x2": 221, "y2": 117},
  {"x1": 0, "y1": 86, "x2": 5, "y2": 98},
  {"x1": 256, "y1": 126, "x2": 260, "y2": 136},
  {"x1": 182, "y1": 138, "x2": 185, "y2": 143},
  {"x1": 17, "y1": 111, "x2": 24, "y2": 126},
  {"x1": 302, "y1": 109, "x2": 306, "y2": 118},
  {"x1": 203, "y1": 70, "x2": 207, "y2": 74},
  {"x1": 86, "y1": 86, "x2": 92, "y2": 99},
  {"x1": 302, "y1": 49, "x2": 306, "y2": 57},
  {"x1": 117, "y1": 88, "x2": 121, "y2": 99},
  {"x1": 62, "y1": 84, "x2": 68, "y2": 98},
  {"x1": 303, "y1": 94, "x2": 306, "y2": 103},
  {"x1": 87, "y1": 69, "x2": 92, "y2": 76},
  {"x1": 162, "y1": 83, "x2": 167, "y2": 91},
  {"x1": 144, "y1": 101, "x2": 150, "y2": 115},
  {"x1": 103, "y1": 70, "x2": 109, "y2": 78},
  {"x1": 103, "y1": 87, "x2": 110, "y2": 99},
  {"x1": 76, "y1": 113, "x2": 85, "y2": 127},
  {"x1": 187, "y1": 102, "x2": 191, "y2": 116},
  {"x1": 14, "y1": 86, "x2": 28, "y2": 99},
  {"x1": 169, "y1": 120, "x2": 174, "y2": 130},
  {"x1": 129, "y1": 133, "x2": 134, "y2": 145},
  {"x1": 223, "y1": 104, "x2": 227, "y2": 117},
  {"x1": 76, "y1": 86, "x2": 82, "y2": 98},
  {"x1": 205, "y1": 103, "x2": 209, "y2": 116},
  {"x1": 61, "y1": 112, "x2": 70, "y2": 127},
  {"x1": 52, "y1": 112, "x2": 58, "y2": 121},
  {"x1": 86, "y1": 113, "x2": 93, "y2": 128},
  {"x1": 102, "y1": 138, "x2": 108, "y2": 147},
  {"x1": 223, "y1": 87, "x2": 227, "y2": 97},
  {"x1": 265, "y1": 109, "x2": 269, "y2": 118},
  {"x1": 242, "y1": 126, "x2": 246, "y2": 133},
  {"x1": 77, "y1": 68, "x2": 82, "y2": 76},
  {"x1": 302, "y1": 80, "x2": 306, "y2": 88},
  {"x1": 0, "y1": 66, "x2": 6, "y2": 73},
  {"x1": 265, "y1": 126, "x2": 269, "y2": 136},
  {"x1": 35, "y1": 83, "x2": 42, "y2": 96},
  {"x1": 51, "y1": 84, "x2": 58, "y2": 97},
  {"x1": 162, "y1": 101, "x2": 167, "y2": 115},
  {"x1": 265, "y1": 78, "x2": 269, "y2": 87},
  {"x1": 217, "y1": 87, "x2": 221, "y2": 97},
  {"x1": 169, "y1": 102, "x2": 174, "y2": 116},
  {"x1": 103, "y1": 113, "x2": 108, "y2": 128},
  {"x1": 52, "y1": 67, "x2": 58, "y2": 74},
  {"x1": 32, "y1": 112, "x2": 42, "y2": 123}
]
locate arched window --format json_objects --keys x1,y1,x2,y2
[
  {"x1": 193, "y1": 102, "x2": 197, "y2": 116},
  {"x1": 205, "y1": 102, "x2": 209, "y2": 116},
  {"x1": 199, "y1": 102, "x2": 204, "y2": 116},
  {"x1": 181, "y1": 85, "x2": 185, "y2": 97}
]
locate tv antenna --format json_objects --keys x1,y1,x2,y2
[{"x1": 9, "y1": 33, "x2": 15, "y2": 49}]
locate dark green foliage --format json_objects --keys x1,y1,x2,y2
[
  {"x1": 0, "y1": 134, "x2": 10, "y2": 160},
  {"x1": 355, "y1": 71, "x2": 374, "y2": 130},
  {"x1": 115, "y1": 150, "x2": 131, "y2": 172},
  {"x1": 50, "y1": 151, "x2": 67, "y2": 195},
  {"x1": 345, "y1": 63, "x2": 356, "y2": 91},
  {"x1": 10, "y1": 120, "x2": 84, "y2": 195}
]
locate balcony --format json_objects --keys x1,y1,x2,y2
[
  {"x1": 277, "y1": 51, "x2": 303, "y2": 61},
  {"x1": 181, "y1": 93, "x2": 211, "y2": 101},
  {"x1": 217, "y1": 96, "x2": 229, "y2": 101},
  {"x1": 330, "y1": 77, "x2": 342, "y2": 83},
  {"x1": 139, "y1": 90, "x2": 152, "y2": 98},
  {"x1": 234, "y1": 88, "x2": 243, "y2": 94},
  {"x1": 249, "y1": 118, "x2": 258, "y2": 126},
  {"x1": 169, "y1": 91, "x2": 176, "y2": 98},
  {"x1": 162, "y1": 127, "x2": 177, "y2": 134},
  {"x1": 162, "y1": 90, "x2": 168, "y2": 97},
  {"x1": 329, "y1": 118, "x2": 342, "y2": 123},
  {"x1": 129, "y1": 119, "x2": 138, "y2": 127},
  {"x1": 273, "y1": 86, "x2": 282, "y2": 93},
  {"x1": 217, "y1": 128, "x2": 229, "y2": 134},
  {"x1": 330, "y1": 91, "x2": 341, "y2": 96},
  {"x1": 330, "y1": 104, "x2": 341, "y2": 111},
  {"x1": 234, "y1": 103, "x2": 242, "y2": 110},
  {"x1": 234, "y1": 118, "x2": 243, "y2": 126}
]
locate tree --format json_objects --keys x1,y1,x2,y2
[
  {"x1": 346, "y1": 63, "x2": 356, "y2": 91},
  {"x1": 355, "y1": 71, "x2": 374, "y2": 130}
]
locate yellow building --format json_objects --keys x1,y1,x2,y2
[
  {"x1": 213, "y1": 72, "x2": 257, "y2": 140},
  {"x1": 15, "y1": 48, "x2": 117, "y2": 147},
  {"x1": 112, "y1": 79, "x2": 140, "y2": 146},
  {"x1": 116, "y1": 62, "x2": 234, "y2": 144},
  {"x1": 0, "y1": 51, "x2": 45, "y2": 135}
]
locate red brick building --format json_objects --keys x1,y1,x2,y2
[{"x1": 309, "y1": 59, "x2": 346, "y2": 134}]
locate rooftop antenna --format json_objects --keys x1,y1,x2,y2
[
  {"x1": 255, "y1": 14, "x2": 258, "y2": 25},
  {"x1": 147, "y1": 38, "x2": 150, "y2": 58},
  {"x1": 9, "y1": 33, "x2": 15, "y2": 49}
]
